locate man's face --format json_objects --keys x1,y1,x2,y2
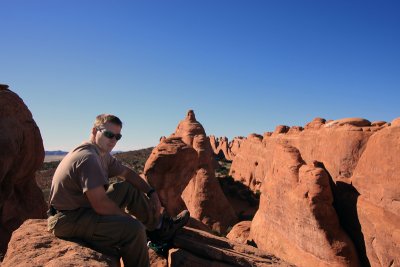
[{"x1": 94, "y1": 122, "x2": 122, "y2": 153}]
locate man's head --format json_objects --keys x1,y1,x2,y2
[{"x1": 90, "y1": 114, "x2": 123, "y2": 154}]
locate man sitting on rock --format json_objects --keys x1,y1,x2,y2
[{"x1": 47, "y1": 114, "x2": 189, "y2": 267}]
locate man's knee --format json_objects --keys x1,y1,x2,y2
[{"x1": 123, "y1": 217, "x2": 147, "y2": 244}]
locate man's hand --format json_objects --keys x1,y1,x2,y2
[{"x1": 85, "y1": 186, "x2": 128, "y2": 217}]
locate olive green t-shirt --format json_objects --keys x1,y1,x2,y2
[{"x1": 49, "y1": 142, "x2": 125, "y2": 210}]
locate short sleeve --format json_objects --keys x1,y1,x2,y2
[
  {"x1": 77, "y1": 155, "x2": 108, "y2": 193},
  {"x1": 108, "y1": 155, "x2": 125, "y2": 177}
]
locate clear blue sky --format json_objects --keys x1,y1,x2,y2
[{"x1": 1, "y1": 0, "x2": 399, "y2": 151}]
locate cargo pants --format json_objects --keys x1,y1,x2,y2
[{"x1": 47, "y1": 181, "x2": 160, "y2": 267}]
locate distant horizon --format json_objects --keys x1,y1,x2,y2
[
  {"x1": 2, "y1": 1, "x2": 399, "y2": 151},
  {"x1": 41, "y1": 114, "x2": 398, "y2": 152}
]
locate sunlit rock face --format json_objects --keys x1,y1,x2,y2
[
  {"x1": 228, "y1": 116, "x2": 399, "y2": 266},
  {"x1": 145, "y1": 110, "x2": 237, "y2": 234},
  {"x1": 351, "y1": 120, "x2": 400, "y2": 267},
  {"x1": 250, "y1": 143, "x2": 360, "y2": 267}
]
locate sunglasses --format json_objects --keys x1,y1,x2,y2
[{"x1": 97, "y1": 128, "x2": 122, "y2": 141}]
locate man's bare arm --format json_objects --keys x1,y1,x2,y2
[
  {"x1": 85, "y1": 186, "x2": 128, "y2": 216},
  {"x1": 119, "y1": 166, "x2": 162, "y2": 218},
  {"x1": 119, "y1": 166, "x2": 153, "y2": 193}
]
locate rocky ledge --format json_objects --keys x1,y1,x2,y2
[{"x1": 2, "y1": 219, "x2": 293, "y2": 267}]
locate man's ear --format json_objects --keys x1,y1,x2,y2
[{"x1": 91, "y1": 127, "x2": 97, "y2": 136}]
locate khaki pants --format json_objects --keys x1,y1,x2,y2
[{"x1": 48, "y1": 181, "x2": 159, "y2": 267}]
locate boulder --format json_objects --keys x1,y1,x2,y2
[
  {"x1": 304, "y1": 117, "x2": 326, "y2": 130},
  {"x1": 226, "y1": 221, "x2": 252, "y2": 245},
  {"x1": 250, "y1": 144, "x2": 359, "y2": 267},
  {"x1": 391, "y1": 117, "x2": 400, "y2": 127},
  {"x1": 273, "y1": 125, "x2": 290, "y2": 135},
  {"x1": 2, "y1": 219, "x2": 119, "y2": 266},
  {"x1": 0, "y1": 85, "x2": 47, "y2": 255}
]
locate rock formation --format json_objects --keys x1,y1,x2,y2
[
  {"x1": 1, "y1": 219, "x2": 120, "y2": 267},
  {"x1": 1, "y1": 89, "x2": 397, "y2": 267},
  {"x1": 226, "y1": 220, "x2": 252, "y2": 245},
  {"x1": 229, "y1": 133, "x2": 270, "y2": 192},
  {"x1": 2, "y1": 219, "x2": 293, "y2": 267},
  {"x1": 178, "y1": 111, "x2": 237, "y2": 233},
  {"x1": 144, "y1": 137, "x2": 198, "y2": 216},
  {"x1": 172, "y1": 227, "x2": 294, "y2": 267},
  {"x1": 0, "y1": 85, "x2": 47, "y2": 256},
  {"x1": 250, "y1": 144, "x2": 359, "y2": 266},
  {"x1": 351, "y1": 120, "x2": 400, "y2": 267},
  {"x1": 227, "y1": 116, "x2": 399, "y2": 266},
  {"x1": 146, "y1": 110, "x2": 237, "y2": 234},
  {"x1": 209, "y1": 135, "x2": 244, "y2": 161},
  {"x1": 230, "y1": 117, "x2": 381, "y2": 192}
]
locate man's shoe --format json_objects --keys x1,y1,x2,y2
[{"x1": 147, "y1": 210, "x2": 190, "y2": 242}]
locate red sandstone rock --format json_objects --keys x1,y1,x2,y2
[
  {"x1": 250, "y1": 144, "x2": 359, "y2": 267},
  {"x1": 209, "y1": 135, "x2": 245, "y2": 161},
  {"x1": 229, "y1": 134, "x2": 270, "y2": 191},
  {"x1": 273, "y1": 125, "x2": 290, "y2": 135},
  {"x1": 173, "y1": 227, "x2": 294, "y2": 267},
  {"x1": 176, "y1": 111, "x2": 237, "y2": 233},
  {"x1": 209, "y1": 135, "x2": 219, "y2": 154},
  {"x1": 371, "y1": 121, "x2": 387, "y2": 127},
  {"x1": 304, "y1": 117, "x2": 326, "y2": 130},
  {"x1": 229, "y1": 137, "x2": 244, "y2": 158},
  {"x1": 287, "y1": 126, "x2": 303, "y2": 134},
  {"x1": 3, "y1": 219, "x2": 292, "y2": 267},
  {"x1": 146, "y1": 110, "x2": 237, "y2": 233},
  {"x1": 178, "y1": 115, "x2": 237, "y2": 233},
  {"x1": 0, "y1": 85, "x2": 47, "y2": 255},
  {"x1": 149, "y1": 249, "x2": 168, "y2": 267},
  {"x1": 351, "y1": 124, "x2": 400, "y2": 266},
  {"x1": 230, "y1": 117, "x2": 377, "y2": 192},
  {"x1": 2, "y1": 219, "x2": 119, "y2": 266},
  {"x1": 144, "y1": 137, "x2": 198, "y2": 216},
  {"x1": 391, "y1": 117, "x2": 400, "y2": 127},
  {"x1": 324, "y1": 117, "x2": 371, "y2": 128},
  {"x1": 216, "y1": 136, "x2": 233, "y2": 160},
  {"x1": 173, "y1": 110, "x2": 205, "y2": 146},
  {"x1": 226, "y1": 221, "x2": 251, "y2": 245},
  {"x1": 229, "y1": 116, "x2": 399, "y2": 266}
]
